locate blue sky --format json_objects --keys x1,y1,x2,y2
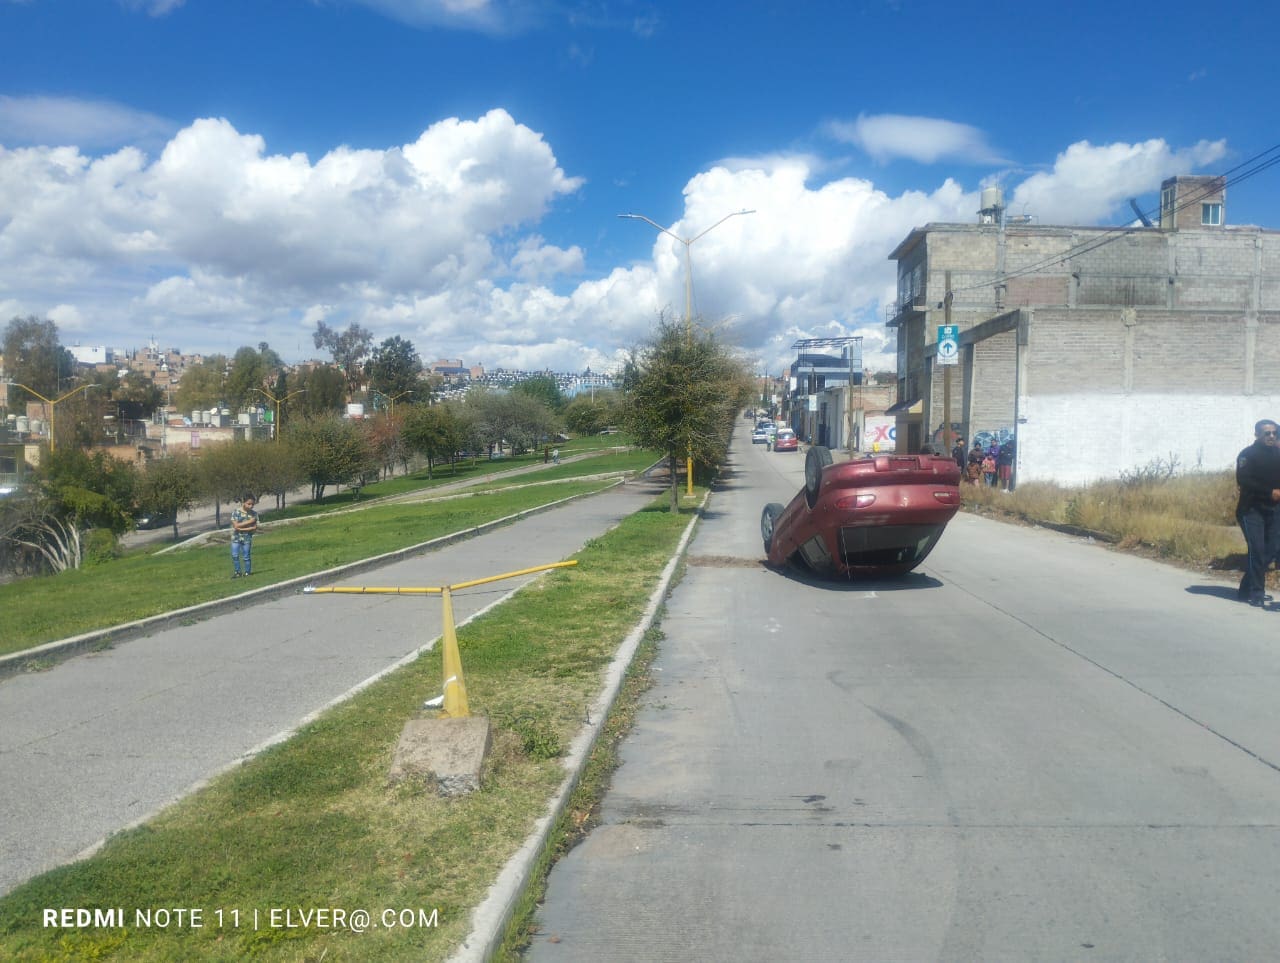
[{"x1": 1, "y1": 0, "x2": 1274, "y2": 376}]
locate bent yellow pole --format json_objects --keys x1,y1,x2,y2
[
  {"x1": 304, "y1": 560, "x2": 579, "y2": 720},
  {"x1": 438, "y1": 585, "x2": 469, "y2": 718}
]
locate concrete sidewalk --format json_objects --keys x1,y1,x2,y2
[{"x1": 0, "y1": 476, "x2": 665, "y2": 898}]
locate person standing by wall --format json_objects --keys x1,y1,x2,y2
[
  {"x1": 997, "y1": 438, "x2": 1016, "y2": 492},
  {"x1": 1235, "y1": 420, "x2": 1280, "y2": 607},
  {"x1": 230, "y1": 493, "x2": 259, "y2": 580}
]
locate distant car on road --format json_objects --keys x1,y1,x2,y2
[
  {"x1": 751, "y1": 426, "x2": 769, "y2": 445},
  {"x1": 760, "y1": 447, "x2": 961, "y2": 578},
  {"x1": 135, "y1": 510, "x2": 176, "y2": 531},
  {"x1": 773, "y1": 428, "x2": 798, "y2": 452}
]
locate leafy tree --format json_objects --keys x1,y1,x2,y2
[
  {"x1": 37, "y1": 447, "x2": 138, "y2": 534},
  {"x1": 286, "y1": 415, "x2": 374, "y2": 500},
  {"x1": 365, "y1": 410, "x2": 409, "y2": 479},
  {"x1": 223, "y1": 345, "x2": 276, "y2": 409},
  {"x1": 403, "y1": 403, "x2": 465, "y2": 478},
  {"x1": 464, "y1": 389, "x2": 556, "y2": 457},
  {"x1": 563, "y1": 389, "x2": 622, "y2": 436},
  {"x1": 136, "y1": 454, "x2": 199, "y2": 541},
  {"x1": 366, "y1": 336, "x2": 422, "y2": 403},
  {"x1": 2, "y1": 447, "x2": 139, "y2": 572},
  {"x1": 2, "y1": 315, "x2": 75, "y2": 404},
  {"x1": 197, "y1": 440, "x2": 301, "y2": 523},
  {"x1": 175, "y1": 354, "x2": 230, "y2": 412},
  {"x1": 296, "y1": 365, "x2": 347, "y2": 416},
  {"x1": 512, "y1": 374, "x2": 565, "y2": 412},
  {"x1": 623, "y1": 316, "x2": 752, "y2": 512},
  {"x1": 114, "y1": 371, "x2": 164, "y2": 414},
  {"x1": 312, "y1": 321, "x2": 373, "y2": 396}
]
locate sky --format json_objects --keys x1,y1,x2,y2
[{"x1": 0, "y1": 0, "x2": 1276, "y2": 378}]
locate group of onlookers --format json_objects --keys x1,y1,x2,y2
[{"x1": 949, "y1": 437, "x2": 1015, "y2": 491}]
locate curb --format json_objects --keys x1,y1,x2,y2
[
  {"x1": 0, "y1": 482, "x2": 626, "y2": 682},
  {"x1": 448, "y1": 491, "x2": 707, "y2": 962}
]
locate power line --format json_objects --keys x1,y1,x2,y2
[{"x1": 948, "y1": 142, "x2": 1280, "y2": 296}]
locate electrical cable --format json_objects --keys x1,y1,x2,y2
[{"x1": 944, "y1": 142, "x2": 1280, "y2": 296}]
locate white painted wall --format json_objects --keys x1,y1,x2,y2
[{"x1": 1017, "y1": 394, "x2": 1280, "y2": 486}]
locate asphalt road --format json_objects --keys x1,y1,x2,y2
[
  {"x1": 0, "y1": 474, "x2": 665, "y2": 898},
  {"x1": 528, "y1": 426, "x2": 1280, "y2": 961}
]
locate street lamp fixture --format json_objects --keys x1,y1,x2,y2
[
  {"x1": 618, "y1": 208, "x2": 755, "y2": 495},
  {"x1": 373, "y1": 389, "x2": 414, "y2": 413},
  {"x1": 255, "y1": 388, "x2": 307, "y2": 442},
  {"x1": 4, "y1": 381, "x2": 99, "y2": 453}
]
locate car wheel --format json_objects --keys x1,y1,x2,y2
[
  {"x1": 760, "y1": 502, "x2": 784, "y2": 553},
  {"x1": 804, "y1": 446, "x2": 833, "y2": 507}
]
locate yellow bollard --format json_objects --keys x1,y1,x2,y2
[
  {"x1": 438, "y1": 585, "x2": 470, "y2": 719},
  {"x1": 305, "y1": 560, "x2": 577, "y2": 720}
]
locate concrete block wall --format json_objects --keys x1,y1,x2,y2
[
  {"x1": 1025, "y1": 310, "x2": 1128, "y2": 394},
  {"x1": 1130, "y1": 315, "x2": 1248, "y2": 391},
  {"x1": 970, "y1": 331, "x2": 1017, "y2": 437}
]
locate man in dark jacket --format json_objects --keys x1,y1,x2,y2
[{"x1": 1236, "y1": 419, "x2": 1280, "y2": 606}]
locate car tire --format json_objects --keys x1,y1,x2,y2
[
  {"x1": 804, "y1": 446, "x2": 833, "y2": 507},
  {"x1": 761, "y1": 502, "x2": 784, "y2": 553}
]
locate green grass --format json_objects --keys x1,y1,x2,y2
[
  {"x1": 0, "y1": 498, "x2": 693, "y2": 963},
  {"x1": 0, "y1": 479, "x2": 618, "y2": 657}
]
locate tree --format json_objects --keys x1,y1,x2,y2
[
  {"x1": 464, "y1": 389, "x2": 556, "y2": 457},
  {"x1": 512, "y1": 374, "x2": 565, "y2": 412},
  {"x1": 223, "y1": 345, "x2": 277, "y2": 409},
  {"x1": 312, "y1": 321, "x2": 373, "y2": 396},
  {"x1": 403, "y1": 403, "x2": 465, "y2": 478},
  {"x1": 175, "y1": 354, "x2": 230, "y2": 412},
  {"x1": 563, "y1": 389, "x2": 622, "y2": 436},
  {"x1": 366, "y1": 336, "x2": 422, "y2": 402},
  {"x1": 114, "y1": 371, "x2": 164, "y2": 414},
  {"x1": 2, "y1": 316, "x2": 75, "y2": 404},
  {"x1": 365, "y1": 409, "x2": 409, "y2": 479},
  {"x1": 296, "y1": 365, "x2": 347, "y2": 416},
  {"x1": 286, "y1": 415, "x2": 374, "y2": 501},
  {"x1": 1, "y1": 447, "x2": 139, "y2": 572},
  {"x1": 623, "y1": 316, "x2": 752, "y2": 512},
  {"x1": 137, "y1": 454, "x2": 199, "y2": 541}
]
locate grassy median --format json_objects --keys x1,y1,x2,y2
[
  {"x1": 0, "y1": 449, "x2": 656, "y2": 658},
  {"x1": 0, "y1": 494, "x2": 695, "y2": 962}
]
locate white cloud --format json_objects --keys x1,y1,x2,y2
[
  {"x1": 0, "y1": 117, "x2": 1229, "y2": 377},
  {"x1": 119, "y1": 0, "x2": 187, "y2": 13},
  {"x1": 348, "y1": 0, "x2": 539, "y2": 33},
  {"x1": 0, "y1": 95, "x2": 173, "y2": 150},
  {"x1": 826, "y1": 113, "x2": 1007, "y2": 166},
  {"x1": 1006, "y1": 138, "x2": 1227, "y2": 225}
]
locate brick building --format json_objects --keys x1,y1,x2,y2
[{"x1": 886, "y1": 175, "x2": 1280, "y2": 484}]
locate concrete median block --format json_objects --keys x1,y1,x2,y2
[{"x1": 389, "y1": 716, "x2": 492, "y2": 796}]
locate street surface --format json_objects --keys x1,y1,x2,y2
[
  {"x1": 0, "y1": 475, "x2": 664, "y2": 897},
  {"x1": 529, "y1": 426, "x2": 1280, "y2": 960}
]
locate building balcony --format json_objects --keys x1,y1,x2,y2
[{"x1": 885, "y1": 295, "x2": 928, "y2": 329}]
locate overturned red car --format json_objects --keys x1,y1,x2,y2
[{"x1": 761, "y1": 447, "x2": 962, "y2": 578}]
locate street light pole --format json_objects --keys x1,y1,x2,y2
[
  {"x1": 255, "y1": 388, "x2": 307, "y2": 442},
  {"x1": 618, "y1": 208, "x2": 755, "y2": 496},
  {"x1": 5, "y1": 382, "x2": 98, "y2": 453}
]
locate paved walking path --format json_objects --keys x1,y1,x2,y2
[{"x1": 0, "y1": 475, "x2": 664, "y2": 898}]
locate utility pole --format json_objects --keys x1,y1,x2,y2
[{"x1": 943, "y1": 270, "x2": 954, "y2": 459}]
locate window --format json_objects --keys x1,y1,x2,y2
[
  {"x1": 1202, "y1": 203, "x2": 1222, "y2": 226},
  {"x1": 1161, "y1": 185, "x2": 1176, "y2": 223}
]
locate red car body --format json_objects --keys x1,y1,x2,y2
[
  {"x1": 761, "y1": 448, "x2": 962, "y2": 578},
  {"x1": 773, "y1": 429, "x2": 798, "y2": 452}
]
